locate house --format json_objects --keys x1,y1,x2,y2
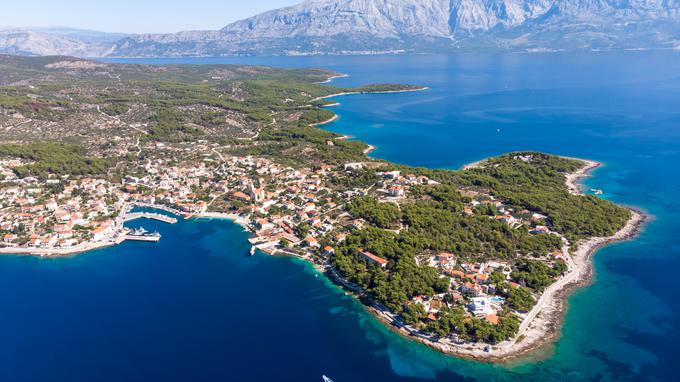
[
  {"x1": 383, "y1": 170, "x2": 401, "y2": 179},
  {"x1": 447, "y1": 269, "x2": 465, "y2": 279},
  {"x1": 462, "y1": 281, "x2": 483, "y2": 297},
  {"x1": 468, "y1": 297, "x2": 496, "y2": 316},
  {"x1": 3, "y1": 234, "x2": 17, "y2": 244},
  {"x1": 249, "y1": 186, "x2": 266, "y2": 202},
  {"x1": 475, "y1": 273, "x2": 489, "y2": 284},
  {"x1": 323, "y1": 246, "x2": 335, "y2": 255},
  {"x1": 344, "y1": 162, "x2": 364, "y2": 171},
  {"x1": 436, "y1": 252, "x2": 456, "y2": 262},
  {"x1": 351, "y1": 219, "x2": 366, "y2": 230},
  {"x1": 531, "y1": 225, "x2": 551, "y2": 234},
  {"x1": 388, "y1": 186, "x2": 405, "y2": 197},
  {"x1": 531, "y1": 213, "x2": 548, "y2": 222},
  {"x1": 304, "y1": 237, "x2": 320, "y2": 248},
  {"x1": 232, "y1": 191, "x2": 251, "y2": 202},
  {"x1": 358, "y1": 249, "x2": 388, "y2": 269},
  {"x1": 496, "y1": 215, "x2": 517, "y2": 225},
  {"x1": 91, "y1": 223, "x2": 112, "y2": 241},
  {"x1": 484, "y1": 314, "x2": 499, "y2": 325},
  {"x1": 255, "y1": 218, "x2": 275, "y2": 231}
]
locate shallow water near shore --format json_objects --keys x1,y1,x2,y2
[{"x1": 3, "y1": 52, "x2": 677, "y2": 381}]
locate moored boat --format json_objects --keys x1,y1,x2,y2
[{"x1": 126, "y1": 227, "x2": 161, "y2": 242}]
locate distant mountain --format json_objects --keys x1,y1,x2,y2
[
  {"x1": 5, "y1": 1, "x2": 680, "y2": 57},
  {"x1": 0, "y1": 27, "x2": 126, "y2": 56}
]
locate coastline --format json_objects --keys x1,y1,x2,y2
[
  {"x1": 191, "y1": 211, "x2": 253, "y2": 231},
  {"x1": 0, "y1": 68, "x2": 647, "y2": 364},
  {"x1": 0, "y1": 235, "x2": 126, "y2": 257},
  {"x1": 310, "y1": 114, "x2": 339, "y2": 127},
  {"x1": 354, "y1": 158, "x2": 648, "y2": 363},
  {"x1": 311, "y1": 86, "x2": 430, "y2": 104},
  {"x1": 564, "y1": 158, "x2": 600, "y2": 195},
  {"x1": 314, "y1": 73, "x2": 349, "y2": 84},
  {"x1": 0, "y1": 156, "x2": 648, "y2": 363}
]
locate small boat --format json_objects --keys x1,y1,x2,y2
[
  {"x1": 322, "y1": 376, "x2": 334, "y2": 382},
  {"x1": 590, "y1": 188, "x2": 604, "y2": 195},
  {"x1": 249, "y1": 246, "x2": 256, "y2": 256}
]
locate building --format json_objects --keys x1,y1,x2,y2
[
  {"x1": 468, "y1": 297, "x2": 496, "y2": 316},
  {"x1": 388, "y1": 186, "x2": 405, "y2": 197},
  {"x1": 358, "y1": 250, "x2": 388, "y2": 269}
]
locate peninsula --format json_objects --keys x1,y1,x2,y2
[{"x1": 0, "y1": 55, "x2": 643, "y2": 362}]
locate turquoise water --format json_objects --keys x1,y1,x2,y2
[{"x1": 3, "y1": 52, "x2": 677, "y2": 381}]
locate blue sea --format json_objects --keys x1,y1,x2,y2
[{"x1": 2, "y1": 52, "x2": 678, "y2": 381}]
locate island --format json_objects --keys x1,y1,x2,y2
[{"x1": 0, "y1": 55, "x2": 645, "y2": 362}]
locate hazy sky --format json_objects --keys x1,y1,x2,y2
[{"x1": 1, "y1": 0, "x2": 302, "y2": 34}]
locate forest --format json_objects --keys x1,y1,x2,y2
[{"x1": 0, "y1": 142, "x2": 110, "y2": 178}]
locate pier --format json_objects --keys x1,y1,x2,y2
[{"x1": 123, "y1": 212, "x2": 178, "y2": 224}]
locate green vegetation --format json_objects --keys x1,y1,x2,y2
[
  {"x1": 332, "y1": 227, "x2": 449, "y2": 314},
  {"x1": 242, "y1": 125, "x2": 367, "y2": 166},
  {"x1": 402, "y1": 202, "x2": 563, "y2": 259},
  {"x1": 146, "y1": 108, "x2": 203, "y2": 142},
  {"x1": 100, "y1": 103, "x2": 129, "y2": 116},
  {"x1": 347, "y1": 196, "x2": 401, "y2": 229},
  {"x1": 426, "y1": 307, "x2": 520, "y2": 344},
  {"x1": 511, "y1": 259, "x2": 567, "y2": 292},
  {"x1": 0, "y1": 89, "x2": 67, "y2": 118},
  {"x1": 457, "y1": 153, "x2": 631, "y2": 242},
  {"x1": 330, "y1": 153, "x2": 629, "y2": 342},
  {"x1": 0, "y1": 142, "x2": 109, "y2": 178},
  {"x1": 505, "y1": 286, "x2": 536, "y2": 312}
]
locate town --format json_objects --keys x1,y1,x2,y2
[{"x1": 0, "y1": 146, "x2": 573, "y2": 351}]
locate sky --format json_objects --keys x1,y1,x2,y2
[{"x1": 0, "y1": 0, "x2": 302, "y2": 34}]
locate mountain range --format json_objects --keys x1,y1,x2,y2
[{"x1": 2, "y1": 0, "x2": 680, "y2": 57}]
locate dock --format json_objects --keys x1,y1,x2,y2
[{"x1": 123, "y1": 212, "x2": 178, "y2": 224}]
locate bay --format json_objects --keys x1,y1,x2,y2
[{"x1": 1, "y1": 52, "x2": 677, "y2": 381}]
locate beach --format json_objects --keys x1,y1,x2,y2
[{"x1": 310, "y1": 85, "x2": 430, "y2": 104}]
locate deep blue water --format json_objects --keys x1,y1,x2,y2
[{"x1": 3, "y1": 52, "x2": 678, "y2": 381}]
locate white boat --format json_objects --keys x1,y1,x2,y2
[
  {"x1": 322, "y1": 376, "x2": 334, "y2": 382},
  {"x1": 250, "y1": 246, "x2": 256, "y2": 256},
  {"x1": 126, "y1": 227, "x2": 161, "y2": 242}
]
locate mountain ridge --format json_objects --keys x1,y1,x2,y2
[{"x1": 3, "y1": 0, "x2": 680, "y2": 57}]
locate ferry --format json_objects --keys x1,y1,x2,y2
[{"x1": 126, "y1": 227, "x2": 161, "y2": 242}]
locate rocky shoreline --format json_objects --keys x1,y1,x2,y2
[{"x1": 346, "y1": 159, "x2": 648, "y2": 363}]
